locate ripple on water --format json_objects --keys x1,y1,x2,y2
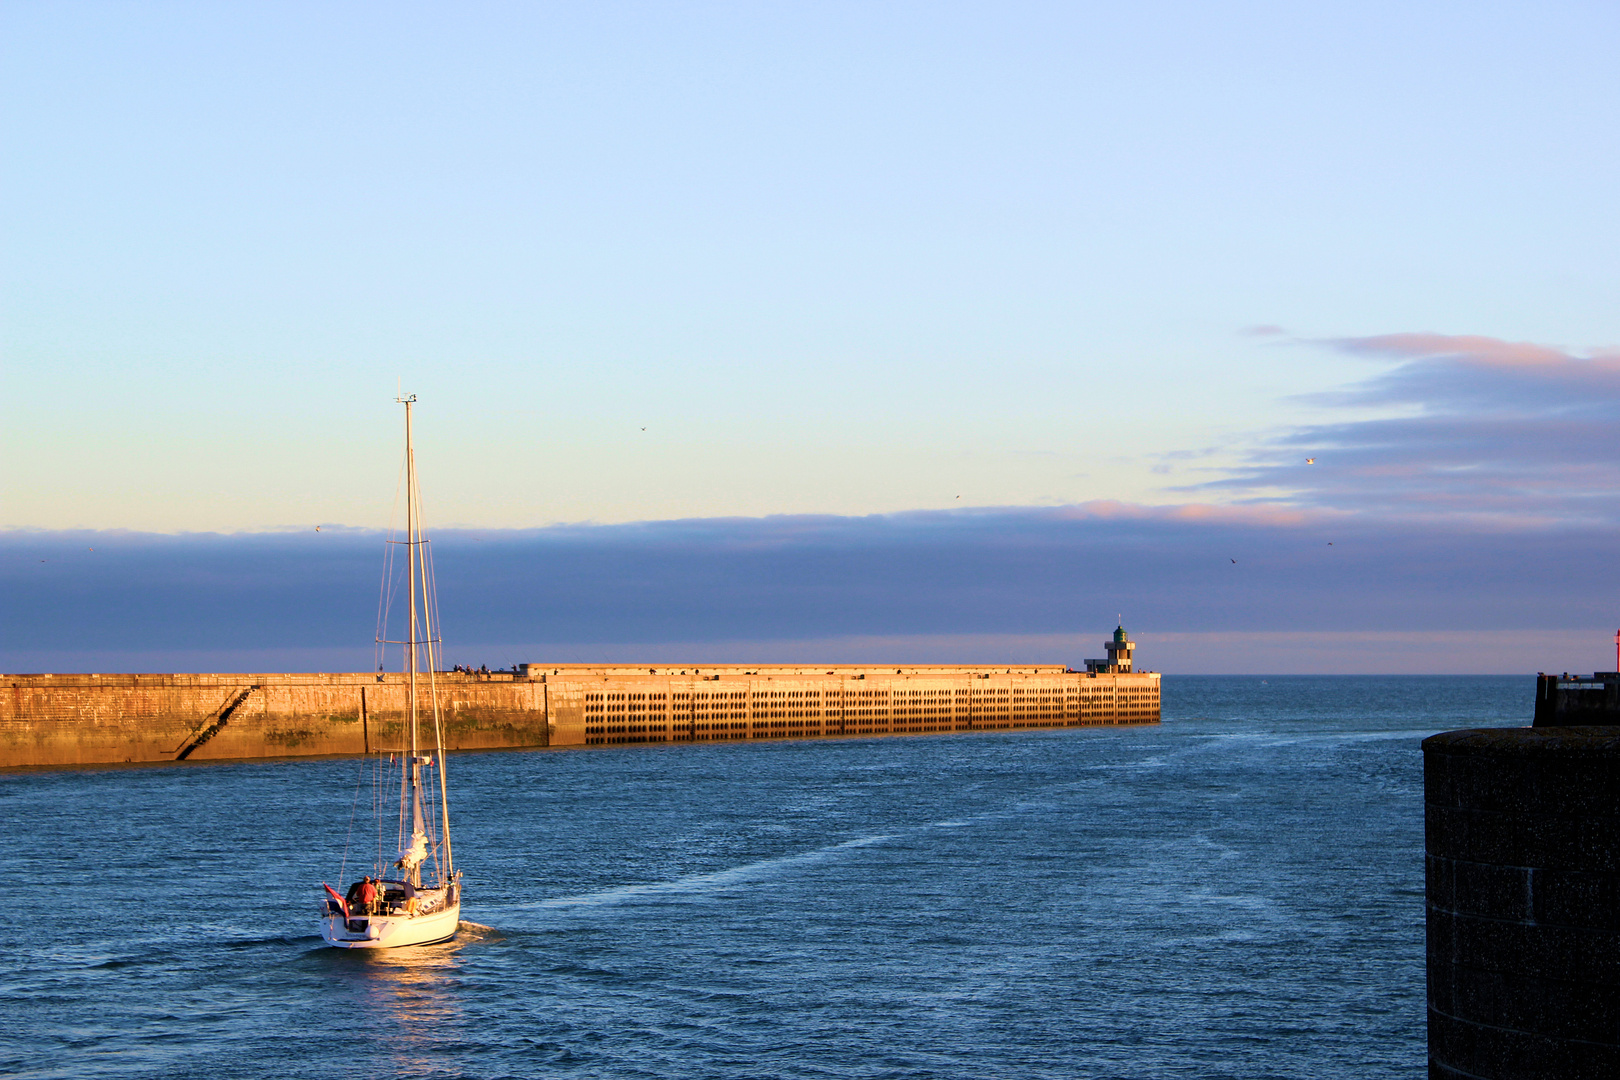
[{"x1": 0, "y1": 676, "x2": 1529, "y2": 1078}]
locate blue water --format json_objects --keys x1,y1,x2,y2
[{"x1": 2, "y1": 676, "x2": 1530, "y2": 1078}]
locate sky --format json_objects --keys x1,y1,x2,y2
[{"x1": 5, "y1": 2, "x2": 1620, "y2": 672}]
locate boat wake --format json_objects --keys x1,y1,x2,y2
[{"x1": 507, "y1": 834, "x2": 897, "y2": 913}]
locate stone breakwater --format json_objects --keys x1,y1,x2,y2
[
  {"x1": 0, "y1": 672, "x2": 551, "y2": 768},
  {"x1": 1, "y1": 665, "x2": 1161, "y2": 769},
  {"x1": 1424, "y1": 726, "x2": 1619, "y2": 1080}
]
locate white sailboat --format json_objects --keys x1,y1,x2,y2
[{"x1": 319, "y1": 394, "x2": 462, "y2": 949}]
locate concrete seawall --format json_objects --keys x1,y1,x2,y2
[
  {"x1": 1424, "y1": 727, "x2": 1619, "y2": 1080},
  {"x1": 2, "y1": 665, "x2": 1159, "y2": 769},
  {"x1": 0, "y1": 672, "x2": 552, "y2": 768}
]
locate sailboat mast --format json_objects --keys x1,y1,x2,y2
[
  {"x1": 405, "y1": 397, "x2": 419, "y2": 762},
  {"x1": 402, "y1": 395, "x2": 426, "y2": 886}
]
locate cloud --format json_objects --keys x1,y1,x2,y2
[
  {"x1": 10, "y1": 329, "x2": 1620, "y2": 673},
  {"x1": 6, "y1": 504, "x2": 1619, "y2": 672},
  {"x1": 1209, "y1": 333, "x2": 1620, "y2": 524},
  {"x1": 1327, "y1": 333, "x2": 1575, "y2": 368}
]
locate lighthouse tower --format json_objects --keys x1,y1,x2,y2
[{"x1": 1085, "y1": 624, "x2": 1135, "y2": 674}]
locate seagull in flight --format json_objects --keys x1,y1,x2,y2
[
  {"x1": 1230, "y1": 558, "x2": 1237, "y2": 564},
  {"x1": 1305, "y1": 457, "x2": 1315, "y2": 464}
]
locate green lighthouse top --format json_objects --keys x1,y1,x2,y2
[{"x1": 1084, "y1": 622, "x2": 1137, "y2": 673}]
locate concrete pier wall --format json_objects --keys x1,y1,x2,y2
[
  {"x1": 0, "y1": 673, "x2": 551, "y2": 768},
  {"x1": 1424, "y1": 727, "x2": 1620, "y2": 1080},
  {"x1": 536, "y1": 664, "x2": 1160, "y2": 747},
  {"x1": 1533, "y1": 673, "x2": 1620, "y2": 726},
  {"x1": 2, "y1": 664, "x2": 1159, "y2": 769}
]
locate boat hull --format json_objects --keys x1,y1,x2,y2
[{"x1": 319, "y1": 900, "x2": 461, "y2": 949}]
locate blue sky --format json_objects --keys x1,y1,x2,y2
[{"x1": 5, "y1": 3, "x2": 1619, "y2": 671}]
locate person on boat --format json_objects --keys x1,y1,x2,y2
[{"x1": 358, "y1": 876, "x2": 379, "y2": 914}]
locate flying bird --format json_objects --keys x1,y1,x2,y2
[
  {"x1": 1305, "y1": 457, "x2": 1315, "y2": 464},
  {"x1": 1230, "y1": 558, "x2": 1237, "y2": 564}
]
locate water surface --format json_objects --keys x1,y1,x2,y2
[{"x1": 1, "y1": 675, "x2": 1529, "y2": 1078}]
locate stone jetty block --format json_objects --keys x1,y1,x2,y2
[{"x1": 1424, "y1": 726, "x2": 1619, "y2": 1080}]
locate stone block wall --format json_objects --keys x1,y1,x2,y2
[
  {"x1": 1424, "y1": 727, "x2": 1620, "y2": 1079},
  {"x1": 533, "y1": 664, "x2": 1161, "y2": 747},
  {"x1": 2, "y1": 664, "x2": 1160, "y2": 768},
  {"x1": 0, "y1": 673, "x2": 551, "y2": 768}
]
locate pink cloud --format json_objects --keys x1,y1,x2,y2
[
  {"x1": 1208, "y1": 330, "x2": 1620, "y2": 525},
  {"x1": 1330, "y1": 332, "x2": 1574, "y2": 368},
  {"x1": 1049, "y1": 500, "x2": 1315, "y2": 528}
]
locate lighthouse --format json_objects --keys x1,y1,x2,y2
[{"x1": 1084, "y1": 624, "x2": 1135, "y2": 674}]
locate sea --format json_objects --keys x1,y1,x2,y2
[{"x1": 1, "y1": 675, "x2": 1530, "y2": 1079}]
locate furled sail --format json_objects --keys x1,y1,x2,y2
[{"x1": 395, "y1": 831, "x2": 429, "y2": 871}]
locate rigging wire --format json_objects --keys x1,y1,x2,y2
[
  {"x1": 397, "y1": 747, "x2": 408, "y2": 869},
  {"x1": 411, "y1": 459, "x2": 454, "y2": 886},
  {"x1": 376, "y1": 752, "x2": 386, "y2": 879},
  {"x1": 338, "y1": 753, "x2": 366, "y2": 888},
  {"x1": 375, "y1": 453, "x2": 407, "y2": 675},
  {"x1": 354, "y1": 400, "x2": 455, "y2": 894}
]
